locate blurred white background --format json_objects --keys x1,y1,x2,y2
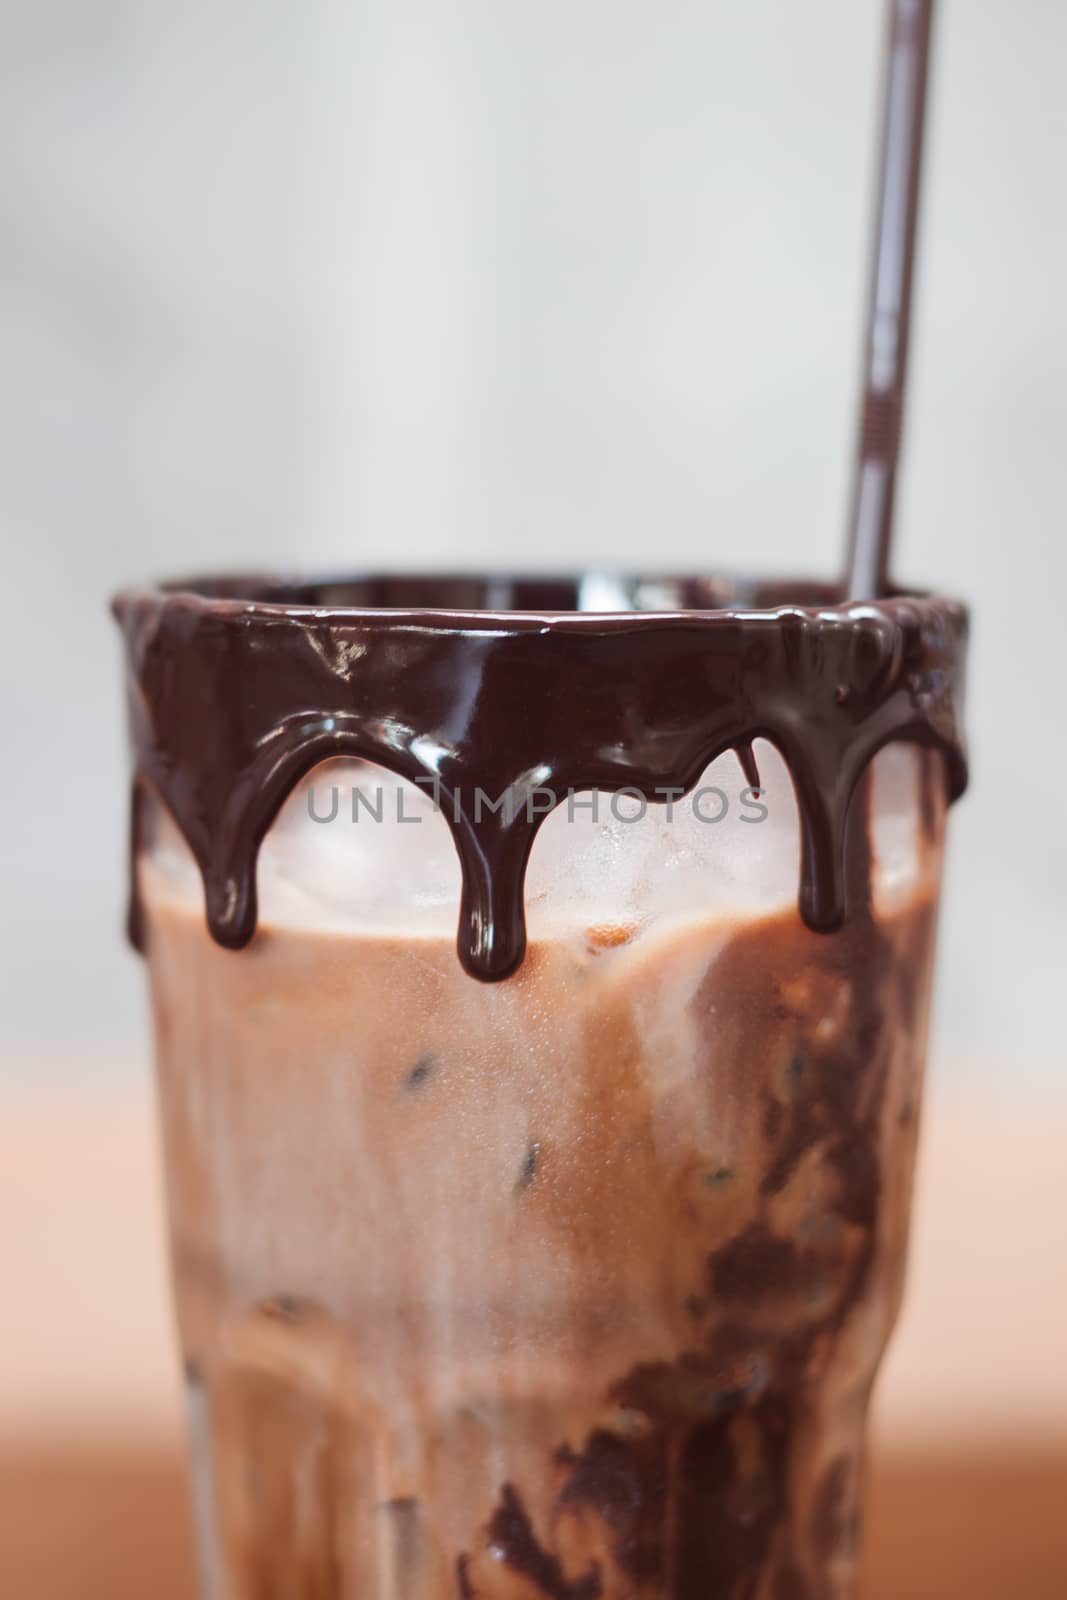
[{"x1": 1, "y1": 0, "x2": 1064, "y2": 1081}]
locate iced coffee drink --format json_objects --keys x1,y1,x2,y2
[{"x1": 114, "y1": 575, "x2": 967, "y2": 1598}]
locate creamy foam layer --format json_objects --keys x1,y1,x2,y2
[
  {"x1": 141, "y1": 757, "x2": 943, "y2": 1597},
  {"x1": 145, "y1": 741, "x2": 932, "y2": 943}
]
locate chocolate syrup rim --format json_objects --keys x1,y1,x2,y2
[{"x1": 113, "y1": 572, "x2": 968, "y2": 982}]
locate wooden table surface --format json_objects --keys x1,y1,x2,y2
[
  {"x1": 3, "y1": 1059, "x2": 1065, "y2": 1596},
  {"x1": 4, "y1": 1440, "x2": 1066, "y2": 1600}
]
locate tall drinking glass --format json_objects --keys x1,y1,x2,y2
[{"x1": 114, "y1": 573, "x2": 967, "y2": 1599}]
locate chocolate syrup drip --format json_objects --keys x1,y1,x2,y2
[
  {"x1": 485, "y1": 1485, "x2": 602, "y2": 1599},
  {"x1": 735, "y1": 742, "x2": 762, "y2": 794},
  {"x1": 112, "y1": 573, "x2": 967, "y2": 981}
]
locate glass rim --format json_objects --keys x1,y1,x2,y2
[{"x1": 112, "y1": 569, "x2": 968, "y2": 634}]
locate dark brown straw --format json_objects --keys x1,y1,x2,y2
[{"x1": 844, "y1": 0, "x2": 936, "y2": 599}]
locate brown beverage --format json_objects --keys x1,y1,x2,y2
[{"x1": 114, "y1": 575, "x2": 967, "y2": 1598}]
